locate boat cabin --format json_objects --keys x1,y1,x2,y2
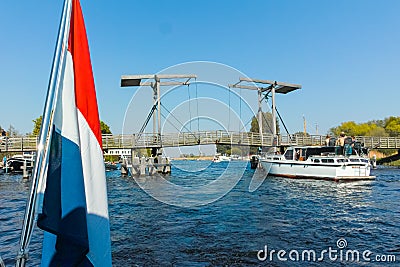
[
  {"x1": 282, "y1": 146, "x2": 361, "y2": 161},
  {"x1": 279, "y1": 146, "x2": 334, "y2": 161}
]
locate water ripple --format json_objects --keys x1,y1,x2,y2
[{"x1": 1, "y1": 163, "x2": 399, "y2": 266}]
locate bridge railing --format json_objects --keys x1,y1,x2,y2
[
  {"x1": 2, "y1": 133, "x2": 400, "y2": 153},
  {"x1": 0, "y1": 136, "x2": 38, "y2": 152},
  {"x1": 123, "y1": 131, "x2": 276, "y2": 148},
  {"x1": 356, "y1": 136, "x2": 400, "y2": 149}
]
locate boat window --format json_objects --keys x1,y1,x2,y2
[
  {"x1": 314, "y1": 159, "x2": 320, "y2": 163},
  {"x1": 306, "y1": 146, "x2": 336, "y2": 158},
  {"x1": 273, "y1": 157, "x2": 280, "y2": 160},
  {"x1": 350, "y1": 159, "x2": 360, "y2": 162},
  {"x1": 327, "y1": 159, "x2": 334, "y2": 163},
  {"x1": 321, "y1": 159, "x2": 328, "y2": 163},
  {"x1": 284, "y1": 149, "x2": 294, "y2": 160}
]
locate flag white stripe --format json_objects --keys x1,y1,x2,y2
[{"x1": 77, "y1": 111, "x2": 111, "y2": 265}]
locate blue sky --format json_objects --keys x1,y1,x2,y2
[{"x1": 1, "y1": 0, "x2": 399, "y2": 136}]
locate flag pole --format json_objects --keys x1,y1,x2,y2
[{"x1": 15, "y1": 0, "x2": 72, "y2": 266}]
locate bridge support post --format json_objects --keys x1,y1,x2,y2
[
  {"x1": 148, "y1": 157, "x2": 156, "y2": 175},
  {"x1": 140, "y1": 156, "x2": 146, "y2": 176},
  {"x1": 121, "y1": 156, "x2": 130, "y2": 176},
  {"x1": 130, "y1": 157, "x2": 140, "y2": 176},
  {"x1": 22, "y1": 160, "x2": 29, "y2": 180}
]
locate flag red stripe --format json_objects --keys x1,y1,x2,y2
[{"x1": 68, "y1": 0, "x2": 102, "y2": 148}]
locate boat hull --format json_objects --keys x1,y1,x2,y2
[{"x1": 260, "y1": 160, "x2": 375, "y2": 181}]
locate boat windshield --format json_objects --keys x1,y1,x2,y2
[
  {"x1": 284, "y1": 149, "x2": 294, "y2": 160},
  {"x1": 305, "y1": 147, "x2": 336, "y2": 158}
]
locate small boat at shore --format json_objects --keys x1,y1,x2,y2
[
  {"x1": 104, "y1": 161, "x2": 119, "y2": 171},
  {"x1": 4, "y1": 153, "x2": 35, "y2": 173},
  {"x1": 260, "y1": 146, "x2": 375, "y2": 181},
  {"x1": 212, "y1": 154, "x2": 231, "y2": 163}
]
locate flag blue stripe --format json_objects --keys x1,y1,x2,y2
[
  {"x1": 37, "y1": 127, "x2": 62, "y2": 234},
  {"x1": 38, "y1": 128, "x2": 92, "y2": 266}
]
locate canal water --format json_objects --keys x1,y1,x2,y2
[{"x1": 1, "y1": 161, "x2": 399, "y2": 266}]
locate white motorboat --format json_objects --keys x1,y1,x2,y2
[
  {"x1": 212, "y1": 154, "x2": 231, "y2": 162},
  {"x1": 260, "y1": 146, "x2": 375, "y2": 181}
]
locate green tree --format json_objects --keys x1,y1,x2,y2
[
  {"x1": 32, "y1": 116, "x2": 43, "y2": 136},
  {"x1": 329, "y1": 117, "x2": 400, "y2": 137},
  {"x1": 216, "y1": 144, "x2": 230, "y2": 155},
  {"x1": 250, "y1": 112, "x2": 280, "y2": 134},
  {"x1": 31, "y1": 116, "x2": 112, "y2": 136},
  {"x1": 384, "y1": 116, "x2": 400, "y2": 137},
  {"x1": 293, "y1": 131, "x2": 310, "y2": 137},
  {"x1": 367, "y1": 126, "x2": 388, "y2": 137},
  {"x1": 330, "y1": 121, "x2": 385, "y2": 137},
  {"x1": 100, "y1": 121, "x2": 112, "y2": 134},
  {"x1": 330, "y1": 121, "x2": 358, "y2": 136}
]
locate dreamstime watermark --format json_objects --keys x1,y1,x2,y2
[
  {"x1": 122, "y1": 61, "x2": 264, "y2": 207},
  {"x1": 257, "y1": 238, "x2": 396, "y2": 263}
]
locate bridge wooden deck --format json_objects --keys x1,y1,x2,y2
[{"x1": 1, "y1": 132, "x2": 400, "y2": 153}]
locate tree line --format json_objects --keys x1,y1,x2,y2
[
  {"x1": 217, "y1": 114, "x2": 400, "y2": 156},
  {"x1": 329, "y1": 116, "x2": 400, "y2": 137},
  {"x1": 1, "y1": 116, "x2": 112, "y2": 137},
  {"x1": 31, "y1": 116, "x2": 112, "y2": 135}
]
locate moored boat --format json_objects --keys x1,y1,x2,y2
[
  {"x1": 212, "y1": 154, "x2": 231, "y2": 162},
  {"x1": 260, "y1": 146, "x2": 375, "y2": 181},
  {"x1": 105, "y1": 161, "x2": 119, "y2": 171},
  {"x1": 5, "y1": 153, "x2": 35, "y2": 173}
]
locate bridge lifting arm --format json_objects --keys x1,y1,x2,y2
[
  {"x1": 229, "y1": 78, "x2": 301, "y2": 147},
  {"x1": 121, "y1": 74, "x2": 197, "y2": 146}
]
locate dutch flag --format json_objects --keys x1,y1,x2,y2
[{"x1": 37, "y1": 0, "x2": 112, "y2": 266}]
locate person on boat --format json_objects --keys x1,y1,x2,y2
[
  {"x1": 1, "y1": 129, "x2": 6, "y2": 143},
  {"x1": 351, "y1": 136, "x2": 356, "y2": 146},
  {"x1": 295, "y1": 149, "x2": 304, "y2": 161},
  {"x1": 295, "y1": 149, "x2": 300, "y2": 160},
  {"x1": 350, "y1": 136, "x2": 356, "y2": 154},
  {"x1": 344, "y1": 136, "x2": 353, "y2": 156},
  {"x1": 325, "y1": 135, "x2": 330, "y2": 146},
  {"x1": 0, "y1": 129, "x2": 6, "y2": 146},
  {"x1": 336, "y1": 132, "x2": 346, "y2": 155}
]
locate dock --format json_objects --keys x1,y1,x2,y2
[{"x1": 120, "y1": 155, "x2": 171, "y2": 176}]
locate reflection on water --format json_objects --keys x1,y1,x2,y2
[{"x1": 1, "y1": 163, "x2": 399, "y2": 266}]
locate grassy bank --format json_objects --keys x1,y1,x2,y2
[
  {"x1": 382, "y1": 159, "x2": 400, "y2": 167},
  {"x1": 369, "y1": 150, "x2": 400, "y2": 166}
]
